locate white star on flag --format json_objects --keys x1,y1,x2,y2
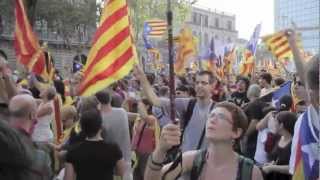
[{"x1": 301, "y1": 142, "x2": 320, "y2": 168}]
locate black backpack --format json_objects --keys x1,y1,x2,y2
[{"x1": 190, "y1": 149, "x2": 254, "y2": 180}]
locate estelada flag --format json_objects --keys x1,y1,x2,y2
[{"x1": 79, "y1": 0, "x2": 137, "y2": 96}]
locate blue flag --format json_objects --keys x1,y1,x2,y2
[{"x1": 272, "y1": 81, "x2": 292, "y2": 109}]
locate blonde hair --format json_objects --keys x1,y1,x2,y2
[{"x1": 61, "y1": 105, "x2": 77, "y2": 121}]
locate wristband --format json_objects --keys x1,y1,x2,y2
[{"x1": 150, "y1": 153, "x2": 164, "y2": 167}]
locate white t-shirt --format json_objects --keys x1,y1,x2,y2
[
  {"x1": 32, "y1": 102, "x2": 54, "y2": 142},
  {"x1": 254, "y1": 128, "x2": 270, "y2": 165}
]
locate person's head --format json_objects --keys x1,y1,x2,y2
[
  {"x1": 95, "y1": 90, "x2": 112, "y2": 105},
  {"x1": 187, "y1": 86, "x2": 196, "y2": 97},
  {"x1": 61, "y1": 105, "x2": 77, "y2": 130},
  {"x1": 274, "y1": 111, "x2": 297, "y2": 136},
  {"x1": 195, "y1": 71, "x2": 215, "y2": 100},
  {"x1": 236, "y1": 76, "x2": 250, "y2": 93},
  {"x1": 176, "y1": 85, "x2": 189, "y2": 98},
  {"x1": 259, "y1": 72, "x2": 272, "y2": 88},
  {"x1": 141, "y1": 98, "x2": 153, "y2": 114},
  {"x1": 293, "y1": 75, "x2": 308, "y2": 105},
  {"x1": 206, "y1": 101, "x2": 248, "y2": 143},
  {"x1": 278, "y1": 95, "x2": 293, "y2": 111},
  {"x1": 0, "y1": 121, "x2": 32, "y2": 180},
  {"x1": 306, "y1": 54, "x2": 319, "y2": 107},
  {"x1": 247, "y1": 84, "x2": 261, "y2": 101},
  {"x1": 274, "y1": 77, "x2": 285, "y2": 87},
  {"x1": 9, "y1": 95, "x2": 37, "y2": 132},
  {"x1": 80, "y1": 109, "x2": 102, "y2": 138},
  {"x1": 77, "y1": 96, "x2": 99, "y2": 115},
  {"x1": 158, "y1": 86, "x2": 169, "y2": 97},
  {"x1": 39, "y1": 86, "x2": 56, "y2": 101},
  {"x1": 53, "y1": 80, "x2": 66, "y2": 103}
]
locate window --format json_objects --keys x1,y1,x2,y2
[
  {"x1": 215, "y1": 18, "x2": 219, "y2": 28},
  {"x1": 204, "y1": 33, "x2": 208, "y2": 46},
  {"x1": 204, "y1": 15, "x2": 208, "y2": 27},
  {"x1": 193, "y1": 13, "x2": 197, "y2": 24},
  {"x1": 227, "y1": 21, "x2": 232, "y2": 30}
]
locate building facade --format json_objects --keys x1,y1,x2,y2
[
  {"x1": 274, "y1": 0, "x2": 319, "y2": 54},
  {"x1": 186, "y1": 6, "x2": 238, "y2": 48}
]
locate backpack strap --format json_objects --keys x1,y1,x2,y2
[
  {"x1": 196, "y1": 102, "x2": 215, "y2": 149},
  {"x1": 190, "y1": 149, "x2": 207, "y2": 180},
  {"x1": 136, "y1": 122, "x2": 147, "y2": 149},
  {"x1": 181, "y1": 99, "x2": 197, "y2": 137},
  {"x1": 238, "y1": 155, "x2": 254, "y2": 180}
]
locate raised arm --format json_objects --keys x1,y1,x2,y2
[
  {"x1": 133, "y1": 65, "x2": 161, "y2": 107},
  {"x1": 144, "y1": 123, "x2": 195, "y2": 180},
  {"x1": 286, "y1": 30, "x2": 306, "y2": 86}
]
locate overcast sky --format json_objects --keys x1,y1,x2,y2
[{"x1": 196, "y1": 0, "x2": 274, "y2": 40}]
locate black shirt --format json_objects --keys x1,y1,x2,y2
[
  {"x1": 266, "y1": 141, "x2": 292, "y2": 180},
  {"x1": 66, "y1": 140, "x2": 122, "y2": 180},
  {"x1": 230, "y1": 91, "x2": 249, "y2": 107}
]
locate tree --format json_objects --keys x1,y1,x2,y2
[{"x1": 128, "y1": 0, "x2": 193, "y2": 43}]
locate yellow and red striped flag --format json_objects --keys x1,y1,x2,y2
[
  {"x1": 174, "y1": 27, "x2": 197, "y2": 75},
  {"x1": 79, "y1": 0, "x2": 137, "y2": 96},
  {"x1": 14, "y1": 0, "x2": 52, "y2": 81},
  {"x1": 262, "y1": 31, "x2": 301, "y2": 60}
]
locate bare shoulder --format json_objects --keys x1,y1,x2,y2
[
  {"x1": 182, "y1": 150, "x2": 199, "y2": 173},
  {"x1": 251, "y1": 165, "x2": 263, "y2": 180}
]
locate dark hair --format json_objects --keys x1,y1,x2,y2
[
  {"x1": 53, "y1": 80, "x2": 65, "y2": 103},
  {"x1": 306, "y1": 54, "x2": 319, "y2": 91},
  {"x1": 95, "y1": 91, "x2": 111, "y2": 105},
  {"x1": 237, "y1": 76, "x2": 250, "y2": 90},
  {"x1": 158, "y1": 86, "x2": 169, "y2": 97},
  {"x1": 276, "y1": 111, "x2": 297, "y2": 135},
  {"x1": 279, "y1": 95, "x2": 293, "y2": 111},
  {"x1": 0, "y1": 49, "x2": 7, "y2": 60},
  {"x1": 187, "y1": 86, "x2": 196, "y2": 97},
  {"x1": 260, "y1": 72, "x2": 272, "y2": 84},
  {"x1": 80, "y1": 109, "x2": 102, "y2": 138},
  {"x1": 176, "y1": 85, "x2": 188, "y2": 92},
  {"x1": 142, "y1": 98, "x2": 153, "y2": 114},
  {"x1": 274, "y1": 77, "x2": 285, "y2": 86},
  {"x1": 0, "y1": 121, "x2": 32, "y2": 180},
  {"x1": 197, "y1": 71, "x2": 215, "y2": 84},
  {"x1": 214, "y1": 101, "x2": 248, "y2": 138}
]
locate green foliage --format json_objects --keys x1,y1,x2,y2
[{"x1": 128, "y1": 0, "x2": 192, "y2": 42}]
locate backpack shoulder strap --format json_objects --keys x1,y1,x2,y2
[
  {"x1": 238, "y1": 155, "x2": 254, "y2": 180},
  {"x1": 183, "y1": 99, "x2": 197, "y2": 130},
  {"x1": 196, "y1": 102, "x2": 215, "y2": 149},
  {"x1": 190, "y1": 149, "x2": 207, "y2": 180}
]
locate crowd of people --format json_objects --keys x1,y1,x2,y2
[{"x1": 0, "y1": 30, "x2": 319, "y2": 180}]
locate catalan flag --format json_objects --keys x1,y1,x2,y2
[
  {"x1": 79, "y1": 0, "x2": 137, "y2": 96},
  {"x1": 239, "y1": 24, "x2": 261, "y2": 76},
  {"x1": 174, "y1": 27, "x2": 197, "y2": 75},
  {"x1": 144, "y1": 19, "x2": 167, "y2": 38},
  {"x1": 14, "y1": 0, "x2": 50, "y2": 81},
  {"x1": 292, "y1": 109, "x2": 319, "y2": 180},
  {"x1": 262, "y1": 31, "x2": 296, "y2": 60},
  {"x1": 143, "y1": 27, "x2": 160, "y2": 61}
]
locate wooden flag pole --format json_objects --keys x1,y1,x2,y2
[{"x1": 166, "y1": 0, "x2": 176, "y2": 123}]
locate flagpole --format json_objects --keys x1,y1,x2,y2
[{"x1": 166, "y1": 0, "x2": 176, "y2": 123}]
